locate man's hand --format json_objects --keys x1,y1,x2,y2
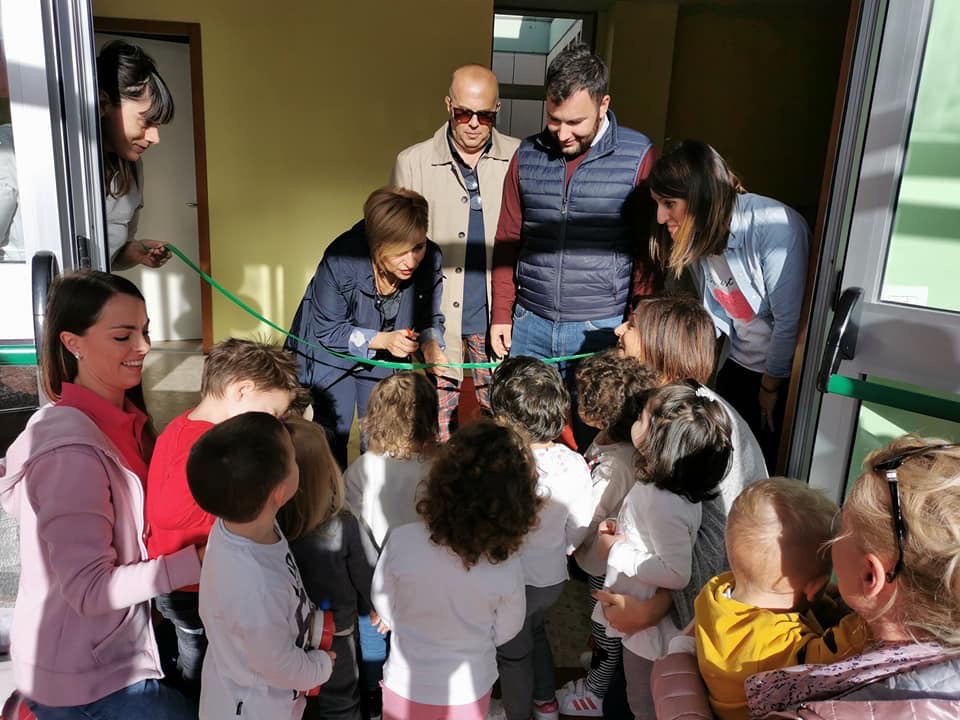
[
  {"x1": 490, "y1": 323, "x2": 513, "y2": 358},
  {"x1": 421, "y1": 340, "x2": 449, "y2": 376},
  {"x1": 370, "y1": 611, "x2": 390, "y2": 634}
]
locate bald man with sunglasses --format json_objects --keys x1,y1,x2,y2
[{"x1": 391, "y1": 64, "x2": 520, "y2": 441}]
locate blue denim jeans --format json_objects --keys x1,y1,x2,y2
[
  {"x1": 27, "y1": 680, "x2": 195, "y2": 720},
  {"x1": 510, "y1": 304, "x2": 622, "y2": 449}
]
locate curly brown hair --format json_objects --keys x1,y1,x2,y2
[
  {"x1": 417, "y1": 419, "x2": 543, "y2": 569},
  {"x1": 575, "y1": 350, "x2": 658, "y2": 442},
  {"x1": 361, "y1": 372, "x2": 438, "y2": 458}
]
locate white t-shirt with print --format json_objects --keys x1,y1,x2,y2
[
  {"x1": 704, "y1": 254, "x2": 772, "y2": 373},
  {"x1": 519, "y1": 444, "x2": 594, "y2": 588},
  {"x1": 199, "y1": 520, "x2": 332, "y2": 720}
]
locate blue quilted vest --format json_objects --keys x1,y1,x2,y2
[{"x1": 516, "y1": 110, "x2": 652, "y2": 321}]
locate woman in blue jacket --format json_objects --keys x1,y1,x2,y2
[
  {"x1": 647, "y1": 141, "x2": 808, "y2": 470},
  {"x1": 287, "y1": 186, "x2": 446, "y2": 466}
]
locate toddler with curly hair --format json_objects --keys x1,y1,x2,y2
[
  {"x1": 344, "y1": 371, "x2": 439, "y2": 719},
  {"x1": 371, "y1": 419, "x2": 542, "y2": 720}
]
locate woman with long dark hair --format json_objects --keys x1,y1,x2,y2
[
  {"x1": 0, "y1": 271, "x2": 201, "y2": 719},
  {"x1": 647, "y1": 141, "x2": 808, "y2": 469},
  {"x1": 97, "y1": 40, "x2": 174, "y2": 270}
]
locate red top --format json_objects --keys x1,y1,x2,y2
[
  {"x1": 490, "y1": 144, "x2": 659, "y2": 325},
  {"x1": 145, "y1": 409, "x2": 215, "y2": 590},
  {"x1": 57, "y1": 382, "x2": 149, "y2": 487}
]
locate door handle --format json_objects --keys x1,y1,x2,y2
[{"x1": 186, "y1": 202, "x2": 198, "y2": 208}]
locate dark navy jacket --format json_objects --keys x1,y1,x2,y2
[
  {"x1": 285, "y1": 221, "x2": 445, "y2": 390},
  {"x1": 516, "y1": 110, "x2": 653, "y2": 322}
]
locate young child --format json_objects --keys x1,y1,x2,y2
[
  {"x1": 188, "y1": 412, "x2": 335, "y2": 720},
  {"x1": 280, "y1": 417, "x2": 379, "y2": 720},
  {"x1": 490, "y1": 357, "x2": 594, "y2": 720},
  {"x1": 343, "y1": 371, "x2": 438, "y2": 719},
  {"x1": 372, "y1": 420, "x2": 540, "y2": 720},
  {"x1": 692, "y1": 478, "x2": 868, "y2": 720},
  {"x1": 593, "y1": 382, "x2": 732, "y2": 720},
  {"x1": 560, "y1": 351, "x2": 657, "y2": 716},
  {"x1": 146, "y1": 338, "x2": 300, "y2": 697},
  {"x1": 345, "y1": 371, "x2": 438, "y2": 550}
]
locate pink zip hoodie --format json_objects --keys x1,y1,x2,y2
[{"x1": 0, "y1": 403, "x2": 201, "y2": 707}]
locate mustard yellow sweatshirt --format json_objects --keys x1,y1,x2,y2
[{"x1": 694, "y1": 572, "x2": 869, "y2": 720}]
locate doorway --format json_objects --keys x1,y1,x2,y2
[
  {"x1": 790, "y1": 0, "x2": 960, "y2": 500},
  {"x1": 94, "y1": 18, "x2": 212, "y2": 349}
]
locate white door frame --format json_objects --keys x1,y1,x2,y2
[{"x1": 788, "y1": 0, "x2": 956, "y2": 502}]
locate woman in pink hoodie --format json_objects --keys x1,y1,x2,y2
[{"x1": 0, "y1": 271, "x2": 201, "y2": 719}]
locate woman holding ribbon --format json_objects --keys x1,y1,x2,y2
[
  {"x1": 97, "y1": 40, "x2": 174, "y2": 270},
  {"x1": 286, "y1": 186, "x2": 447, "y2": 466}
]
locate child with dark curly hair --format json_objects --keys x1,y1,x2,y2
[
  {"x1": 560, "y1": 351, "x2": 658, "y2": 716},
  {"x1": 592, "y1": 382, "x2": 733, "y2": 720},
  {"x1": 489, "y1": 357, "x2": 594, "y2": 720},
  {"x1": 343, "y1": 371, "x2": 439, "y2": 719},
  {"x1": 371, "y1": 420, "x2": 541, "y2": 720}
]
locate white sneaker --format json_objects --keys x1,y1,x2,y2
[{"x1": 557, "y1": 678, "x2": 603, "y2": 717}]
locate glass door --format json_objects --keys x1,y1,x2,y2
[
  {"x1": 0, "y1": 0, "x2": 103, "y2": 442},
  {"x1": 790, "y1": 0, "x2": 960, "y2": 500}
]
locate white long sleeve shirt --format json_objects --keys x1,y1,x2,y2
[
  {"x1": 592, "y1": 482, "x2": 701, "y2": 660},
  {"x1": 344, "y1": 451, "x2": 431, "y2": 550},
  {"x1": 519, "y1": 444, "x2": 594, "y2": 588},
  {"x1": 199, "y1": 520, "x2": 333, "y2": 720},
  {"x1": 574, "y1": 440, "x2": 636, "y2": 577},
  {"x1": 372, "y1": 521, "x2": 526, "y2": 705}
]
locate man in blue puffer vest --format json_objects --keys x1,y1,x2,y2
[{"x1": 490, "y1": 44, "x2": 660, "y2": 450}]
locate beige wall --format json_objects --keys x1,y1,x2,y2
[
  {"x1": 93, "y1": 0, "x2": 494, "y2": 342},
  {"x1": 664, "y1": 2, "x2": 848, "y2": 216},
  {"x1": 93, "y1": 1, "x2": 847, "y2": 341},
  {"x1": 606, "y1": 1, "x2": 679, "y2": 149}
]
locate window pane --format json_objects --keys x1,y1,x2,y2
[
  {"x1": 0, "y1": 23, "x2": 24, "y2": 264},
  {"x1": 881, "y1": 0, "x2": 960, "y2": 312}
]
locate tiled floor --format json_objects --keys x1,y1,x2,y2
[{"x1": 0, "y1": 342, "x2": 594, "y2": 705}]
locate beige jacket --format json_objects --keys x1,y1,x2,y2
[{"x1": 391, "y1": 124, "x2": 520, "y2": 380}]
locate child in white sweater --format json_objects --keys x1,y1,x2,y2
[
  {"x1": 560, "y1": 351, "x2": 657, "y2": 717},
  {"x1": 344, "y1": 371, "x2": 438, "y2": 719},
  {"x1": 372, "y1": 420, "x2": 540, "y2": 720},
  {"x1": 490, "y1": 357, "x2": 594, "y2": 720},
  {"x1": 593, "y1": 383, "x2": 732, "y2": 720},
  {"x1": 188, "y1": 412, "x2": 335, "y2": 720}
]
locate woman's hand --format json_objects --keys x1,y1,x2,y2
[
  {"x1": 115, "y1": 239, "x2": 170, "y2": 270},
  {"x1": 592, "y1": 587, "x2": 674, "y2": 635},
  {"x1": 420, "y1": 339, "x2": 448, "y2": 376},
  {"x1": 758, "y1": 374, "x2": 782, "y2": 432},
  {"x1": 369, "y1": 330, "x2": 419, "y2": 359}
]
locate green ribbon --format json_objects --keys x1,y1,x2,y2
[
  {"x1": 165, "y1": 243, "x2": 597, "y2": 371},
  {"x1": 0, "y1": 344, "x2": 37, "y2": 366},
  {"x1": 826, "y1": 375, "x2": 960, "y2": 424}
]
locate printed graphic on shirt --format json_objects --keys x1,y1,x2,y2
[
  {"x1": 705, "y1": 256, "x2": 754, "y2": 322},
  {"x1": 285, "y1": 550, "x2": 313, "y2": 651}
]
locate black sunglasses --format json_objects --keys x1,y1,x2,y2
[
  {"x1": 451, "y1": 106, "x2": 498, "y2": 127},
  {"x1": 871, "y1": 443, "x2": 958, "y2": 582}
]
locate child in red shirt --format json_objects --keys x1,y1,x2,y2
[{"x1": 146, "y1": 338, "x2": 301, "y2": 699}]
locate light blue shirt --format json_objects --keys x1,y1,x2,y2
[{"x1": 695, "y1": 193, "x2": 809, "y2": 378}]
